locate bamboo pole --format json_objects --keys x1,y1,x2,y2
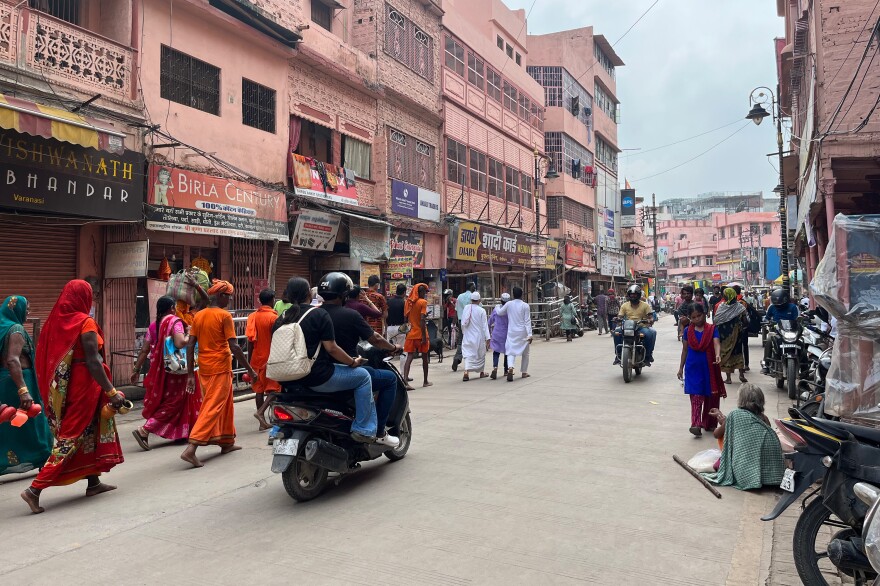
[{"x1": 673, "y1": 454, "x2": 722, "y2": 499}]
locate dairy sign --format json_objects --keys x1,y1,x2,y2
[
  {"x1": 146, "y1": 165, "x2": 288, "y2": 241},
  {"x1": 451, "y1": 222, "x2": 533, "y2": 267}
]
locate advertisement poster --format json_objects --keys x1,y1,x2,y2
[
  {"x1": 290, "y1": 154, "x2": 359, "y2": 206},
  {"x1": 545, "y1": 239, "x2": 559, "y2": 269},
  {"x1": 105, "y1": 240, "x2": 149, "y2": 278},
  {"x1": 387, "y1": 257, "x2": 414, "y2": 280},
  {"x1": 146, "y1": 165, "x2": 289, "y2": 240},
  {"x1": 621, "y1": 188, "x2": 637, "y2": 228},
  {"x1": 451, "y1": 222, "x2": 533, "y2": 267},
  {"x1": 390, "y1": 179, "x2": 441, "y2": 222},
  {"x1": 565, "y1": 242, "x2": 584, "y2": 267},
  {"x1": 360, "y1": 263, "x2": 381, "y2": 287},
  {"x1": 292, "y1": 209, "x2": 341, "y2": 251},
  {"x1": 600, "y1": 252, "x2": 625, "y2": 277},
  {"x1": 390, "y1": 230, "x2": 424, "y2": 268},
  {"x1": 0, "y1": 130, "x2": 144, "y2": 220}
]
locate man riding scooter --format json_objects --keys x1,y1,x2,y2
[
  {"x1": 760, "y1": 287, "x2": 801, "y2": 375},
  {"x1": 612, "y1": 285, "x2": 657, "y2": 366}
]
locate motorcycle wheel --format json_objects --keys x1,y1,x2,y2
[
  {"x1": 282, "y1": 456, "x2": 329, "y2": 502},
  {"x1": 792, "y1": 498, "x2": 874, "y2": 585},
  {"x1": 621, "y1": 347, "x2": 633, "y2": 383},
  {"x1": 786, "y1": 358, "x2": 799, "y2": 400},
  {"x1": 385, "y1": 412, "x2": 412, "y2": 462}
]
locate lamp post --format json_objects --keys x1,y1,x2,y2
[
  {"x1": 745, "y1": 85, "x2": 789, "y2": 295},
  {"x1": 533, "y1": 146, "x2": 559, "y2": 258}
]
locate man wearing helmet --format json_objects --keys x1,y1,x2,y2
[
  {"x1": 760, "y1": 287, "x2": 801, "y2": 375},
  {"x1": 318, "y1": 272, "x2": 402, "y2": 447},
  {"x1": 612, "y1": 285, "x2": 657, "y2": 366}
]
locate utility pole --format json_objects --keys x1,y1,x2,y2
[{"x1": 652, "y1": 193, "x2": 659, "y2": 296}]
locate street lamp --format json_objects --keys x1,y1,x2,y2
[
  {"x1": 746, "y1": 86, "x2": 789, "y2": 295},
  {"x1": 533, "y1": 147, "x2": 558, "y2": 299}
]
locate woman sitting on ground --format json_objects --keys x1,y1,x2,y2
[{"x1": 702, "y1": 383, "x2": 784, "y2": 490}]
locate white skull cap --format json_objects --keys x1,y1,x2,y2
[
  {"x1": 470, "y1": 292, "x2": 481, "y2": 301},
  {"x1": 501, "y1": 293, "x2": 511, "y2": 300}
]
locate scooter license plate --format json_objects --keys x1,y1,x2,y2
[
  {"x1": 780, "y1": 468, "x2": 795, "y2": 492},
  {"x1": 273, "y1": 438, "x2": 299, "y2": 456},
  {"x1": 780, "y1": 344, "x2": 799, "y2": 349}
]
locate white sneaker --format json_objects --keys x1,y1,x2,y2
[{"x1": 375, "y1": 434, "x2": 400, "y2": 448}]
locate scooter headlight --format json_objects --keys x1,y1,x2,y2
[{"x1": 782, "y1": 331, "x2": 799, "y2": 343}]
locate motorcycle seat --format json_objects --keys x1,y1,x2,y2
[
  {"x1": 276, "y1": 387, "x2": 353, "y2": 401},
  {"x1": 819, "y1": 419, "x2": 880, "y2": 446}
]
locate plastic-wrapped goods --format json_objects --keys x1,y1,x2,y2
[{"x1": 811, "y1": 214, "x2": 880, "y2": 423}]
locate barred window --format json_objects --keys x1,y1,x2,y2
[
  {"x1": 160, "y1": 45, "x2": 220, "y2": 116},
  {"x1": 503, "y1": 82, "x2": 517, "y2": 114},
  {"x1": 528, "y1": 66, "x2": 593, "y2": 128},
  {"x1": 488, "y1": 158, "x2": 504, "y2": 198},
  {"x1": 595, "y1": 135, "x2": 618, "y2": 172},
  {"x1": 445, "y1": 36, "x2": 465, "y2": 77},
  {"x1": 547, "y1": 196, "x2": 595, "y2": 230},
  {"x1": 446, "y1": 137, "x2": 467, "y2": 185},
  {"x1": 312, "y1": 1, "x2": 333, "y2": 31},
  {"x1": 486, "y1": 68, "x2": 502, "y2": 102},
  {"x1": 519, "y1": 95, "x2": 530, "y2": 121},
  {"x1": 505, "y1": 166, "x2": 520, "y2": 205},
  {"x1": 467, "y1": 53, "x2": 485, "y2": 90},
  {"x1": 30, "y1": 0, "x2": 79, "y2": 24},
  {"x1": 242, "y1": 79, "x2": 276, "y2": 133},
  {"x1": 545, "y1": 131, "x2": 595, "y2": 186},
  {"x1": 388, "y1": 128, "x2": 435, "y2": 189},
  {"x1": 594, "y1": 82, "x2": 617, "y2": 123},
  {"x1": 520, "y1": 173, "x2": 533, "y2": 209},
  {"x1": 594, "y1": 43, "x2": 616, "y2": 79},
  {"x1": 385, "y1": 5, "x2": 434, "y2": 81},
  {"x1": 469, "y1": 149, "x2": 487, "y2": 193}
]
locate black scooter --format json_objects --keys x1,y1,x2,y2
[{"x1": 268, "y1": 342, "x2": 412, "y2": 502}]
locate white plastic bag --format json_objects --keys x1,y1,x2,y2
[{"x1": 687, "y1": 448, "x2": 722, "y2": 473}]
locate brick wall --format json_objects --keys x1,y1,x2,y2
[{"x1": 249, "y1": 0, "x2": 306, "y2": 35}]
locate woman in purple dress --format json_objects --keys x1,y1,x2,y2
[{"x1": 488, "y1": 293, "x2": 510, "y2": 380}]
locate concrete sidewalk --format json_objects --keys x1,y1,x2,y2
[{"x1": 0, "y1": 314, "x2": 784, "y2": 584}]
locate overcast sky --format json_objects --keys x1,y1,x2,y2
[{"x1": 508, "y1": 0, "x2": 784, "y2": 202}]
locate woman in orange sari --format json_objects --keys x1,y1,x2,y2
[{"x1": 21, "y1": 280, "x2": 125, "y2": 514}]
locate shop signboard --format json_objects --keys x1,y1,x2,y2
[
  {"x1": 291, "y1": 209, "x2": 341, "y2": 251},
  {"x1": 658, "y1": 246, "x2": 669, "y2": 268},
  {"x1": 360, "y1": 263, "x2": 380, "y2": 287},
  {"x1": 545, "y1": 239, "x2": 559, "y2": 269},
  {"x1": 0, "y1": 130, "x2": 144, "y2": 220},
  {"x1": 600, "y1": 251, "x2": 625, "y2": 277},
  {"x1": 451, "y1": 222, "x2": 533, "y2": 267},
  {"x1": 105, "y1": 240, "x2": 149, "y2": 278},
  {"x1": 565, "y1": 242, "x2": 584, "y2": 267},
  {"x1": 387, "y1": 257, "x2": 413, "y2": 280},
  {"x1": 621, "y1": 188, "x2": 637, "y2": 228},
  {"x1": 390, "y1": 230, "x2": 424, "y2": 268},
  {"x1": 146, "y1": 166, "x2": 288, "y2": 240},
  {"x1": 390, "y1": 179, "x2": 442, "y2": 222},
  {"x1": 290, "y1": 155, "x2": 359, "y2": 206}
]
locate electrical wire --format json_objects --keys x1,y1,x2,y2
[
  {"x1": 630, "y1": 122, "x2": 750, "y2": 182},
  {"x1": 823, "y1": 0, "x2": 880, "y2": 91},
  {"x1": 623, "y1": 119, "x2": 743, "y2": 157},
  {"x1": 830, "y1": 39, "x2": 879, "y2": 133}
]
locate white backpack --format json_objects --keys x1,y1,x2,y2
[{"x1": 266, "y1": 307, "x2": 321, "y2": 382}]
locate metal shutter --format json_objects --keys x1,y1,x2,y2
[{"x1": 275, "y1": 247, "x2": 311, "y2": 290}]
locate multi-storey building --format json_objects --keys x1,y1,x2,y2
[
  {"x1": 528, "y1": 28, "x2": 624, "y2": 296},
  {"x1": 713, "y1": 211, "x2": 782, "y2": 284},
  {"x1": 775, "y1": 0, "x2": 880, "y2": 287},
  {"x1": 441, "y1": 0, "x2": 546, "y2": 299}
]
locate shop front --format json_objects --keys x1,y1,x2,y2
[
  {"x1": 448, "y1": 221, "x2": 540, "y2": 301},
  {"x1": 562, "y1": 242, "x2": 596, "y2": 300},
  {"x1": 385, "y1": 229, "x2": 446, "y2": 319},
  {"x1": 315, "y1": 216, "x2": 391, "y2": 287}
]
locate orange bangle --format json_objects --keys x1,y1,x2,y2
[{"x1": 105, "y1": 388, "x2": 119, "y2": 398}]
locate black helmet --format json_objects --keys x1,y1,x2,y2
[
  {"x1": 318, "y1": 272, "x2": 353, "y2": 300},
  {"x1": 627, "y1": 285, "x2": 642, "y2": 299},
  {"x1": 770, "y1": 287, "x2": 790, "y2": 307}
]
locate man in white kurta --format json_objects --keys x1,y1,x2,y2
[
  {"x1": 460, "y1": 293, "x2": 490, "y2": 379},
  {"x1": 495, "y1": 287, "x2": 533, "y2": 381}
]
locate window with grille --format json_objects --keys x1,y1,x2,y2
[
  {"x1": 519, "y1": 95, "x2": 530, "y2": 120},
  {"x1": 486, "y1": 68, "x2": 502, "y2": 102},
  {"x1": 388, "y1": 128, "x2": 435, "y2": 189},
  {"x1": 503, "y1": 82, "x2": 517, "y2": 114},
  {"x1": 528, "y1": 66, "x2": 593, "y2": 128},
  {"x1": 160, "y1": 46, "x2": 220, "y2": 116},
  {"x1": 467, "y1": 53, "x2": 484, "y2": 90},
  {"x1": 488, "y1": 158, "x2": 504, "y2": 198},
  {"x1": 594, "y1": 43, "x2": 616, "y2": 78},
  {"x1": 30, "y1": 0, "x2": 79, "y2": 24},
  {"x1": 242, "y1": 79, "x2": 276, "y2": 133},
  {"x1": 546, "y1": 196, "x2": 594, "y2": 230},
  {"x1": 384, "y1": 6, "x2": 433, "y2": 81},
  {"x1": 445, "y1": 36, "x2": 465, "y2": 77},
  {"x1": 505, "y1": 167, "x2": 520, "y2": 205},
  {"x1": 312, "y1": 1, "x2": 333, "y2": 31},
  {"x1": 446, "y1": 137, "x2": 467, "y2": 185},
  {"x1": 595, "y1": 135, "x2": 618, "y2": 171},
  {"x1": 544, "y1": 132, "x2": 595, "y2": 186},
  {"x1": 469, "y1": 149, "x2": 487, "y2": 193},
  {"x1": 594, "y1": 82, "x2": 617, "y2": 123},
  {"x1": 521, "y1": 174, "x2": 533, "y2": 209}
]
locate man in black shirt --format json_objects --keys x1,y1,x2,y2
[{"x1": 321, "y1": 289, "x2": 403, "y2": 448}]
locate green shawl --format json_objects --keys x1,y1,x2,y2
[{"x1": 702, "y1": 408, "x2": 785, "y2": 490}]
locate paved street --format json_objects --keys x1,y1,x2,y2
[{"x1": 1, "y1": 315, "x2": 789, "y2": 585}]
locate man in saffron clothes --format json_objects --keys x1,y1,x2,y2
[
  {"x1": 677, "y1": 303, "x2": 726, "y2": 437},
  {"x1": 22, "y1": 280, "x2": 125, "y2": 514},
  {"x1": 402, "y1": 283, "x2": 433, "y2": 389},
  {"x1": 181, "y1": 280, "x2": 257, "y2": 468},
  {"x1": 246, "y1": 288, "x2": 280, "y2": 431}
]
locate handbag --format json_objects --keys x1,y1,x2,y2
[
  {"x1": 266, "y1": 307, "x2": 322, "y2": 382},
  {"x1": 162, "y1": 318, "x2": 198, "y2": 373},
  {"x1": 167, "y1": 268, "x2": 209, "y2": 306}
]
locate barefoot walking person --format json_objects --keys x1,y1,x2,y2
[
  {"x1": 22, "y1": 280, "x2": 125, "y2": 514},
  {"x1": 495, "y1": 286, "x2": 532, "y2": 381},
  {"x1": 1, "y1": 295, "x2": 52, "y2": 476},
  {"x1": 180, "y1": 280, "x2": 257, "y2": 468},
  {"x1": 677, "y1": 304, "x2": 726, "y2": 437},
  {"x1": 403, "y1": 283, "x2": 433, "y2": 388},
  {"x1": 460, "y1": 293, "x2": 490, "y2": 381},
  {"x1": 130, "y1": 295, "x2": 202, "y2": 450},
  {"x1": 246, "y1": 289, "x2": 280, "y2": 430}
]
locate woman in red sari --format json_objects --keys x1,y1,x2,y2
[
  {"x1": 130, "y1": 295, "x2": 201, "y2": 450},
  {"x1": 21, "y1": 280, "x2": 125, "y2": 514}
]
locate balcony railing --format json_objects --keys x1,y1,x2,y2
[{"x1": 0, "y1": 2, "x2": 133, "y2": 101}]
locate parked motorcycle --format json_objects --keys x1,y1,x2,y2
[
  {"x1": 797, "y1": 324, "x2": 834, "y2": 417},
  {"x1": 580, "y1": 304, "x2": 598, "y2": 332},
  {"x1": 853, "y1": 482, "x2": 880, "y2": 583},
  {"x1": 763, "y1": 318, "x2": 808, "y2": 400},
  {"x1": 268, "y1": 342, "x2": 412, "y2": 502},
  {"x1": 765, "y1": 409, "x2": 880, "y2": 585},
  {"x1": 614, "y1": 318, "x2": 648, "y2": 383}
]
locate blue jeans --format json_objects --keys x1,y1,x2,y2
[
  {"x1": 310, "y1": 365, "x2": 376, "y2": 437},
  {"x1": 363, "y1": 366, "x2": 396, "y2": 435},
  {"x1": 613, "y1": 326, "x2": 657, "y2": 362}
]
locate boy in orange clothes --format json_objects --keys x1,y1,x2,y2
[
  {"x1": 246, "y1": 288, "x2": 280, "y2": 430},
  {"x1": 181, "y1": 280, "x2": 257, "y2": 468},
  {"x1": 403, "y1": 283, "x2": 433, "y2": 389}
]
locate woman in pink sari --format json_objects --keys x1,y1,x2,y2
[{"x1": 130, "y1": 296, "x2": 201, "y2": 450}]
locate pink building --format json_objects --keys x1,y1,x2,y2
[
  {"x1": 713, "y1": 212, "x2": 782, "y2": 283},
  {"x1": 656, "y1": 219, "x2": 716, "y2": 286}
]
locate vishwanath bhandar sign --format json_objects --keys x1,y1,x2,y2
[{"x1": 0, "y1": 130, "x2": 144, "y2": 220}]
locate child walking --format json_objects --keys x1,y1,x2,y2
[{"x1": 677, "y1": 304, "x2": 726, "y2": 437}]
